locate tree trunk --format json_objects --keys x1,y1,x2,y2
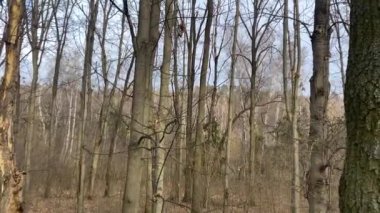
[
  {"x1": 103, "y1": 15, "x2": 128, "y2": 198},
  {"x1": 122, "y1": 0, "x2": 160, "y2": 210},
  {"x1": 45, "y1": 0, "x2": 73, "y2": 197},
  {"x1": 0, "y1": 0, "x2": 24, "y2": 211},
  {"x1": 290, "y1": 0, "x2": 302, "y2": 212},
  {"x1": 339, "y1": 2, "x2": 380, "y2": 212},
  {"x1": 76, "y1": 0, "x2": 99, "y2": 211},
  {"x1": 153, "y1": 0, "x2": 174, "y2": 211},
  {"x1": 183, "y1": 0, "x2": 197, "y2": 202},
  {"x1": 308, "y1": 0, "x2": 331, "y2": 212},
  {"x1": 88, "y1": 1, "x2": 112, "y2": 198},
  {"x1": 223, "y1": 0, "x2": 239, "y2": 212},
  {"x1": 191, "y1": 0, "x2": 213, "y2": 211}
]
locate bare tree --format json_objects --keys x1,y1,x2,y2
[
  {"x1": 77, "y1": 0, "x2": 100, "y2": 212},
  {"x1": 191, "y1": 0, "x2": 213, "y2": 211},
  {"x1": 154, "y1": 0, "x2": 174, "y2": 211},
  {"x1": 307, "y1": 0, "x2": 331, "y2": 212},
  {"x1": 121, "y1": 0, "x2": 160, "y2": 211},
  {"x1": 223, "y1": 0, "x2": 239, "y2": 211},
  {"x1": 44, "y1": 0, "x2": 75, "y2": 198}
]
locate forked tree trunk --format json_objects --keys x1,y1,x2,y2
[
  {"x1": 0, "y1": 1, "x2": 24, "y2": 212},
  {"x1": 339, "y1": 2, "x2": 380, "y2": 212},
  {"x1": 122, "y1": 0, "x2": 160, "y2": 211},
  {"x1": 308, "y1": 0, "x2": 331, "y2": 212},
  {"x1": 191, "y1": 0, "x2": 213, "y2": 211}
]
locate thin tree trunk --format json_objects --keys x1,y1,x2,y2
[
  {"x1": 339, "y1": 2, "x2": 380, "y2": 212},
  {"x1": 45, "y1": 0, "x2": 73, "y2": 198},
  {"x1": 153, "y1": 0, "x2": 174, "y2": 210},
  {"x1": 307, "y1": 0, "x2": 331, "y2": 212},
  {"x1": 191, "y1": 0, "x2": 213, "y2": 211},
  {"x1": 103, "y1": 15, "x2": 128, "y2": 198},
  {"x1": 87, "y1": 1, "x2": 112, "y2": 198},
  {"x1": 223, "y1": 0, "x2": 239, "y2": 212},
  {"x1": 183, "y1": 0, "x2": 197, "y2": 202},
  {"x1": 24, "y1": 0, "x2": 54, "y2": 198},
  {"x1": 291, "y1": 0, "x2": 301, "y2": 212},
  {"x1": 77, "y1": 0, "x2": 100, "y2": 211}
]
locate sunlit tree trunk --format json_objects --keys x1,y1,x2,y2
[
  {"x1": 0, "y1": 0, "x2": 24, "y2": 211},
  {"x1": 191, "y1": 0, "x2": 213, "y2": 211},
  {"x1": 339, "y1": 2, "x2": 380, "y2": 212}
]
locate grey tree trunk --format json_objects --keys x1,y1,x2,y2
[
  {"x1": 45, "y1": 0, "x2": 74, "y2": 198},
  {"x1": 77, "y1": 0, "x2": 99, "y2": 212},
  {"x1": 153, "y1": 0, "x2": 174, "y2": 211},
  {"x1": 24, "y1": 0, "x2": 54, "y2": 198},
  {"x1": 191, "y1": 0, "x2": 213, "y2": 211},
  {"x1": 183, "y1": 0, "x2": 197, "y2": 202},
  {"x1": 339, "y1": 2, "x2": 380, "y2": 212},
  {"x1": 307, "y1": 0, "x2": 331, "y2": 212},
  {"x1": 103, "y1": 15, "x2": 128, "y2": 198},
  {"x1": 87, "y1": 1, "x2": 112, "y2": 198},
  {"x1": 122, "y1": 0, "x2": 160, "y2": 211},
  {"x1": 223, "y1": 0, "x2": 239, "y2": 212}
]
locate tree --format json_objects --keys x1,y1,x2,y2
[
  {"x1": 77, "y1": 0, "x2": 99, "y2": 211},
  {"x1": 121, "y1": 0, "x2": 160, "y2": 211},
  {"x1": 0, "y1": 0, "x2": 24, "y2": 212},
  {"x1": 154, "y1": 0, "x2": 174, "y2": 211},
  {"x1": 44, "y1": 0, "x2": 75, "y2": 198},
  {"x1": 87, "y1": 0, "x2": 112, "y2": 198},
  {"x1": 191, "y1": 0, "x2": 213, "y2": 211},
  {"x1": 24, "y1": 0, "x2": 54, "y2": 197},
  {"x1": 339, "y1": 1, "x2": 380, "y2": 212},
  {"x1": 307, "y1": 0, "x2": 331, "y2": 212},
  {"x1": 223, "y1": 0, "x2": 239, "y2": 211},
  {"x1": 282, "y1": 0, "x2": 302, "y2": 212}
]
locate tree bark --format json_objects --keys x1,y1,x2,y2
[
  {"x1": 77, "y1": 0, "x2": 99, "y2": 211},
  {"x1": 183, "y1": 0, "x2": 197, "y2": 202},
  {"x1": 308, "y1": 0, "x2": 331, "y2": 212},
  {"x1": 153, "y1": 0, "x2": 174, "y2": 211},
  {"x1": 223, "y1": 0, "x2": 239, "y2": 212},
  {"x1": 339, "y1": 1, "x2": 380, "y2": 212},
  {"x1": 0, "y1": 0, "x2": 24, "y2": 212},
  {"x1": 191, "y1": 0, "x2": 213, "y2": 211},
  {"x1": 87, "y1": 0, "x2": 112, "y2": 198},
  {"x1": 122, "y1": 0, "x2": 160, "y2": 211},
  {"x1": 45, "y1": 0, "x2": 74, "y2": 198}
]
